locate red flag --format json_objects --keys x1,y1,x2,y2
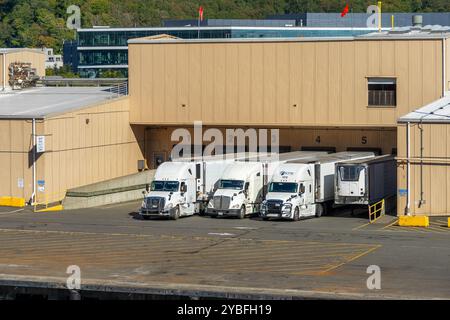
[
  {"x1": 199, "y1": 6, "x2": 204, "y2": 21},
  {"x1": 341, "y1": 3, "x2": 349, "y2": 17}
]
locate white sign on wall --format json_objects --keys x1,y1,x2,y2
[{"x1": 36, "y1": 136, "x2": 46, "y2": 153}]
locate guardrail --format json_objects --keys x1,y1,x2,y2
[
  {"x1": 369, "y1": 199, "x2": 385, "y2": 223},
  {"x1": 40, "y1": 78, "x2": 128, "y2": 87},
  {"x1": 34, "y1": 191, "x2": 66, "y2": 212}
]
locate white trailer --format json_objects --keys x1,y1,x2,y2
[
  {"x1": 260, "y1": 152, "x2": 375, "y2": 221},
  {"x1": 206, "y1": 151, "x2": 326, "y2": 219},
  {"x1": 335, "y1": 155, "x2": 396, "y2": 205},
  {"x1": 139, "y1": 153, "x2": 264, "y2": 219}
]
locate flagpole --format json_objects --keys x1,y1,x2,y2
[{"x1": 198, "y1": 13, "x2": 200, "y2": 39}]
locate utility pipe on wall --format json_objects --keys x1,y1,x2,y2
[
  {"x1": 31, "y1": 118, "x2": 36, "y2": 205},
  {"x1": 443, "y1": 39, "x2": 447, "y2": 96},
  {"x1": 2, "y1": 52, "x2": 6, "y2": 91},
  {"x1": 405, "y1": 122, "x2": 411, "y2": 216}
]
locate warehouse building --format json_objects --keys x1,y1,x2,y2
[
  {"x1": 128, "y1": 27, "x2": 450, "y2": 217},
  {"x1": 1, "y1": 26, "x2": 450, "y2": 217},
  {"x1": 0, "y1": 48, "x2": 45, "y2": 90},
  {"x1": 0, "y1": 87, "x2": 144, "y2": 206}
]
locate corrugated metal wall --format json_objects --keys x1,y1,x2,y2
[
  {"x1": 0, "y1": 97, "x2": 145, "y2": 204},
  {"x1": 38, "y1": 97, "x2": 144, "y2": 203},
  {"x1": 397, "y1": 123, "x2": 450, "y2": 216},
  {"x1": 129, "y1": 38, "x2": 443, "y2": 127}
]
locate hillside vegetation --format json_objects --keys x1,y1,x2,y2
[{"x1": 0, "y1": 0, "x2": 449, "y2": 52}]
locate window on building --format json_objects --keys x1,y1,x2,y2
[{"x1": 368, "y1": 78, "x2": 397, "y2": 107}]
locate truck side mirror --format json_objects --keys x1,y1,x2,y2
[{"x1": 299, "y1": 184, "x2": 306, "y2": 195}]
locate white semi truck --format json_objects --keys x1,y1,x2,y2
[
  {"x1": 139, "y1": 153, "x2": 263, "y2": 220},
  {"x1": 206, "y1": 152, "x2": 326, "y2": 219},
  {"x1": 335, "y1": 155, "x2": 396, "y2": 205},
  {"x1": 260, "y1": 152, "x2": 375, "y2": 221}
]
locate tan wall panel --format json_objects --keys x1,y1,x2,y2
[
  {"x1": 0, "y1": 119, "x2": 34, "y2": 201},
  {"x1": 397, "y1": 123, "x2": 450, "y2": 216},
  {"x1": 34, "y1": 97, "x2": 145, "y2": 203},
  {"x1": 129, "y1": 39, "x2": 443, "y2": 127}
]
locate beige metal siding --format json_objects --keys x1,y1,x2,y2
[
  {"x1": 397, "y1": 123, "x2": 450, "y2": 216},
  {"x1": 38, "y1": 97, "x2": 145, "y2": 203},
  {"x1": 0, "y1": 119, "x2": 42, "y2": 202},
  {"x1": 129, "y1": 39, "x2": 443, "y2": 127}
]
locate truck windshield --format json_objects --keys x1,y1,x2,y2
[
  {"x1": 269, "y1": 182, "x2": 298, "y2": 193},
  {"x1": 339, "y1": 166, "x2": 362, "y2": 182},
  {"x1": 151, "y1": 181, "x2": 180, "y2": 192},
  {"x1": 219, "y1": 180, "x2": 244, "y2": 190}
]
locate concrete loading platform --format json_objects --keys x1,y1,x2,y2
[{"x1": 0, "y1": 202, "x2": 449, "y2": 300}]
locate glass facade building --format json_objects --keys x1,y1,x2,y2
[{"x1": 75, "y1": 27, "x2": 379, "y2": 78}]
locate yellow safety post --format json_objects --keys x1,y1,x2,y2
[{"x1": 391, "y1": 15, "x2": 394, "y2": 29}]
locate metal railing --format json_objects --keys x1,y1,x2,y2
[
  {"x1": 368, "y1": 90, "x2": 396, "y2": 106},
  {"x1": 33, "y1": 190, "x2": 66, "y2": 212},
  {"x1": 369, "y1": 199, "x2": 385, "y2": 223},
  {"x1": 108, "y1": 81, "x2": 128, "y2": 97}
]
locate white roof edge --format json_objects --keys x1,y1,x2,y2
[
  {"x1": 128, "y1": 34, "x2": 448, "y2": 45},
  {"x1": 79, "y1": 26, "x2": 385, "y2": 32},
  {"x1": 398, "y1": 93, "x2": 450, "y2": 124}
]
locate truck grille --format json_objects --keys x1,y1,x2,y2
[
  {"x1": 266, "y1": 200, "x2": 283, "y2": 214},
  {"x1": 213, "y1": 196, "x2": 231, "y2": 210},
  {"x1": 146, "y1": 197, "x2": 165, "y2": 211}
]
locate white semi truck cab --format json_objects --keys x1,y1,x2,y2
[
  {"x1": 260, "y1": 152, "x2": 375, "y2": 221},
  {"x1": 206, "y1": 152, "x2": 326, "y2": 219},
  {"x1": 140, "y1": 161, "x2": 197, "y2": 220},
  {"x1": 261, "y1": 163, "x2": 317, "y2": 220},
  {"x1": 206, "y1": 161, "x2": 264, "y2": 219}
]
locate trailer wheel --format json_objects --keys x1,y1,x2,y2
[
  {"x1": 171, "y1": 206, "x2": 180, "y2": 220},
  {"x1": 315, "y1": 204, "x2": 324, "y2": 218},
  {"x1": 293, "y1": 207, "x2": 300, "y2": 221},
  {"x1": 238, "y1": 206, "x2": 246, "y2": 219}
]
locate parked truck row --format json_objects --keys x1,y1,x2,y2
[{"x1": 139, "y1": 151, "x2": 397, "y2": 221}]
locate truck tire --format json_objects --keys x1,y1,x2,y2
[
  {"x1": 315, "y1": 204, "x2": 324, "y2": 218},
  {"x1": 238, "y1": 205, "x2": 246, "y2": 219},
  {"x1": 171, "y1": 206, "x2": 180, "y2": 220},
  {"x1": 293, "y1": 207, "x2": 300, "y2": 221}
]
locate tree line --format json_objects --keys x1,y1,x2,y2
[{"x1": 1, "y1": 0, "x2": 449, "y2": 53}]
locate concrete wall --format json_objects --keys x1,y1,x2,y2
[
  {"x1": 129, "y1": 38, "x2": 443, "y2": 127},
  {"x1": 397, "y1": 123, "x2": 450, "y2": 216},
  {"x1": 0, "y1": 50, "x2": 46, "y2": 89}
]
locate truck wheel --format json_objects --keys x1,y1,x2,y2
[
  {"x1": 293, "y1": 207, "x2": 300, "y2": 221},
  {"x1": 238, "y1": 206, "x2": 246, "y2": 219},
  {"x1": 171, "y1": 206, "x2": 180, "y2": 220},
  {"x1": 316, "y1": 204, "x2": 324, "y2": 218}
]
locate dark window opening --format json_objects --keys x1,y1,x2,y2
[{"x1": 368, "y1": 78, "x2": 397, "y2": 107}]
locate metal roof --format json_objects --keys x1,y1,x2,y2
[
  {"x1": 0, "y1": 48, "x2": 44, "y2": 55},
  {"x1": 398, "y1": 93, "x2": 450, "y2": 124},
  {"x1": 0, "y1": 87, "x2": 119, "y2": 119}
]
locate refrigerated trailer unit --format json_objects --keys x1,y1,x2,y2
[
  {"x1": 335, "y1": 155, "x2": 397, "y2": 205},
  {"x1": 260, "y1": 152, "x2": 375, "y2": 221},
  {"x1": 206, "y1": 151, "x2": 326, "y2": 218}
]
